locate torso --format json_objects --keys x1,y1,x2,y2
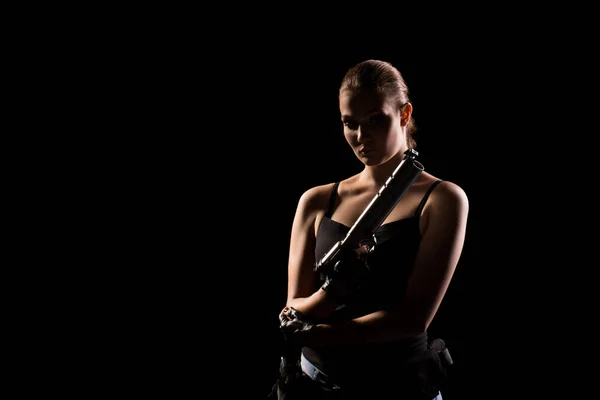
[{"x1": 303, "y1": 172, "x2": 444, "y2": 378}]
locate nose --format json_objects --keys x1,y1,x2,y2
[{"x1": 356, "y1": 125, "x2": 373, "y2": 143}]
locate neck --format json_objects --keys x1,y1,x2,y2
[{"x1": 360, "y1": 150, "x2": 407, "y2": 187}]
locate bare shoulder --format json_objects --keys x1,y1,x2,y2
[
  {"x1": 436, "y1": 180, "x2": 468, "y2": 203},
  {"x1": 295, "y1": 182, "x2": 338, "y2": 220},
  {"x1": 429, "y1": 179, "x2": 469, "y2": 217},
  {"x1": 298, "y1": 182, "x2": 336, "y2": 208}
]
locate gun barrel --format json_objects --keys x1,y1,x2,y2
[{"x1": 315, "y1": 149, "x2": 424, "y2": 272}]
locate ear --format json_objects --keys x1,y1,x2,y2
[{"x1": 400, "y1": 102, "x2": 413, "y2": 126}]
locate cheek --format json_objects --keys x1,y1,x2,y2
[{"x1": 343, "y1": 130, "x2": 356, "y2": 146}]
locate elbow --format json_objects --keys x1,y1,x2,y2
[{"x1": 286, "y1": 289, "x2": 340, "y2": 320}]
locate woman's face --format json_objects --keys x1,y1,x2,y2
[{"x1": 339, "y1": 89, "x2": 407, "y2": 167}]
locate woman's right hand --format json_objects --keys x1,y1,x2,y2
[{"x1": 320, "y1": 244, "x2": 372, "y2": 301}]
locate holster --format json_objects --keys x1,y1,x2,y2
[
  {"x1": 268, "y1": 357, "x2": 337, "y2": 400},
  {"x1": 405, "y1": 338, "x2": 453, "y2": 399}
]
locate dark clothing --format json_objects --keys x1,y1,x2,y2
[{"x1": 301, "y1": 179, "x2": 444, "y2": 397}]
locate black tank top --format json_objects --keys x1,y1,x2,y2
[{"x1": 303, "y1": 179, "x2": 443, "y2": 381}]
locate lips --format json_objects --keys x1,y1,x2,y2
[{"x1": 359, "y1": 146, "x2": 375, "y2": 155}]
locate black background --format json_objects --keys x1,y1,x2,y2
[
  {"x1": 101, "y1": 32, "x2": 582, "y2": 398},
  {"x1": 117, "y1": 51, "x2": 494, "y2": 399}
]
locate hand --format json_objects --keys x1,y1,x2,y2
[
  {"x1": 334, "y1": 243, "x2": 371, "y2": 278},
  {"x1": 279, "y1": 306, "x2": 315, "y2": 342},
  {"x1": 321, "y1": 244, "x2": 372, "y2": 300}
]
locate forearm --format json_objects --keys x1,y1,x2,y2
[
  {"x1": 288, "y1": 253, "x2": 370, "y2": 319},
  {"x1": 286, "y1": 287, "x2": 342, "y2": 320},
  {"x1": 309, "y1": 310, "x2": 425, "y2": 346}
]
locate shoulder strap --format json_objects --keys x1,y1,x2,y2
[
  {"x1": 325, "y1": 182, "x2": 340, "y2": 218},
  {"x1": 414, "y1": 180, "x2": 443, "y2": 217}
]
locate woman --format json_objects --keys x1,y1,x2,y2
[{"x1": 276, "y1": 59, "x2": 469, "y2": 399}]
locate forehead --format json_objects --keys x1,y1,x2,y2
[{"x1": 339, "y1": 88, "x2": 394, "y2": 118}]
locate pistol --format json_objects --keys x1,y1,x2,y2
[{"x1": 315, "y1": 148, "x2": 424, "y2": 274}]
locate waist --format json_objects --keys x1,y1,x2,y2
[
  {"x1": 300, "y1": 353, "x2": 341, "y2": 390},
  {"x1": 302, "y1": 332, "x2": 429, "y2": 381}
]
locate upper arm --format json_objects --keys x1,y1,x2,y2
[
  {"x1": 400, "y1": 181, "x2": 470, "y2": 329},
  {"x1": 286, "y1": 187, "x2": 327, "y2": 304}
]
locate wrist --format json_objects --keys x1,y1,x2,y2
[{"x1": 302, "y1": 323, "x2": 332, "y2": 347}]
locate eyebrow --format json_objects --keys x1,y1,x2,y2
[{"x1": 341, "y1": 108, "x2": 384, "y2": 120}]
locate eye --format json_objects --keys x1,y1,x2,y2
[
  {"x1": 368, "y1": 115, "x2": 385, "y2": 125},
  {"x1": 343, "y1": 121, "x2": 358, "y2": 130}
]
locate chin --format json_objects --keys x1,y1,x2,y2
[
  {"x1": 361, "y1": 156, "x2": 384, "y2": 167},
  {"x1": 360, "y1": 152, "x2": 399, "y2": 167}
]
